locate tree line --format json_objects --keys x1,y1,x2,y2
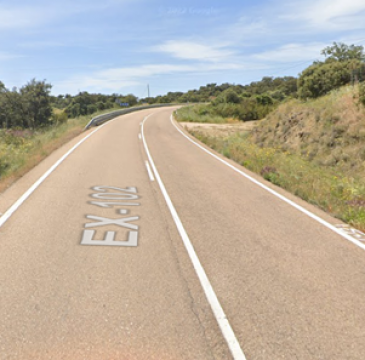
[
  {"x1": 0, "y1": 81, "x2": 139, "y2": 129},
  {"x1": 1, "y1": 42, "x2": 364, "y2": 129},
  {"x1": 167, "y1": 42, "x2": 365, "y2": 122},
  {"x1": 0, "y1": 80, "x2": 53, "y2": 129}
]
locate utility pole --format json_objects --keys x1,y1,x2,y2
[{"x1": 147, "y1": 84, "x2": 150, "y2": 98}]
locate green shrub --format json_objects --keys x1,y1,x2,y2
[{"x1": 298, "y1": 60, "x2": 365, "y2": 99}]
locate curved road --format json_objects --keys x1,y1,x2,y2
[{"x1": 1, "y1": 107, "x2": 365, "y2": 359}]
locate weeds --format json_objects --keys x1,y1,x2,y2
[
  {"x1": 175, "y1": 105, "x2": 226, "y2": 123},
  {"x1": 190, "y1": 129, "x2": 365, "y2": 231},
  {"x1": 0, "y1": 107, "x2": 116, "y2": 192}
]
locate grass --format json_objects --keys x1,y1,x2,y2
[
  {"x1": 174, "y1": 104, "x2": 227, "y2": 123},
  {"x1": 184, "y1": 97, "x2": 365, "y2": 232},
  {"x1": 0, "y1": 107, "x2": 117, "y2": 193}
]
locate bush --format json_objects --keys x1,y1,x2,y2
[
  {"x1": 96, "y1": 101, "x2": 105, "y2": 110},
  {"x1": 87, "y1": 104, "x2": 97, "y2": 114},
  {"x1": 224, "y1": 90, "x2": 241, "y2": 104},
  {"x1": 66, "y1": 103, "x2": 81, "y2": 118},
  {"x1": 298, "y1": 60, "x2": 365, "y2": 99}
]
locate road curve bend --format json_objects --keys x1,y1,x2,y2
[{"x1": 1, "y1": 107, "x2": 365, "y2": 360}]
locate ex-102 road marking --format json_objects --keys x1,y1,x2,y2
[{"x1": 81, "y1": 186, "x2": 140, "y2": 247}]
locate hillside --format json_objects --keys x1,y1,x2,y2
[
  {"x1": 250, "y1": 85, "x2": 365, "y2": 177},
  {"x1": 177, "y1": 85, "x2": 365, "y2": 230}
]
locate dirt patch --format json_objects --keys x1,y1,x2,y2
[{"x1": 180, "y1": 121, "x2": 260, "y2": 137}]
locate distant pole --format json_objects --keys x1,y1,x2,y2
[{"x1": 147, "y1": 84, "x2": 150, "y2": 98}]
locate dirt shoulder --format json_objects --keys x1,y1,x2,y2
[{"x1": 179, "y1": 121, "x2": 259, "y2": 137}]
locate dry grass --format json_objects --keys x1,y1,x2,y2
[
  {"x1": 180, "y1": 121, "x2": 259, "y2": 137},
  {"x1": 251, "y1": 85, "x2": 365, "y2": 176}
]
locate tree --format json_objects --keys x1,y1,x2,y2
[
  {"x1": 19, "y1": 79, "x2": 53, "y2": 128},
  {"x1": 0, "y1": 88, "x2": 24, "y2": 128},
  {"x1": 96, "y1": 101, "x2": 105, "y2": 110},
  {"x1": 66, "y1": 103, "x2": 81, "y2": 118},
  {"x1": 87, "y1": 104, "x2": 97, "y2": 114},
  {"x1": 298, "y1": 60, "x2": 364, "y2": 99},
  {"x1": 124, "y1": 94, "x2": 138, "y2": 106},
  {"x1": 255, "y1": 94, "x2": 274, "y2": 105},
  {"x1": 224, "y1": 90, "x2": 240, "y2": 104},
  {"x1": 321, "y1": 42, "x2": 365, "y2": 62}
]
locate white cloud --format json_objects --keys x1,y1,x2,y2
[
  {"x1": 98, "y1": 64, "x2": 195, "y2": 79},
  {"x1": 19, "y1": 40, "x2": 67, "y2": 49},
  {"x1": 280, "y1": 0, "x2": 365, "y2": 31},
  {"x1": 53, "y1": 64, "x2": 195, "y2": 94},
  {"x1": 0, "y1": 0, "x2": 135, "y2": 30},
  {"x1": 254, "y1": 43, "x2": 326, "y2": 63},
  {"x1": 307, "y1": 0, "x2": 365, "y2": 24},
  {"x1": 0, "y1": 5, "x2": 46, "y2": 29},
  {"x1": 0, "y1": 52, "x2": 23, "y2": 61},
  {"x1": 52, "y1": 60, "x2": 270, "y2": 94},
  {"x1": 153, "y1": 40, "x2": 235, "y2": 62},
  {"x1": 226, "y1": 17, "x2": 269, "y2": 41}
]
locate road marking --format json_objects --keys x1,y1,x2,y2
[
  {"x1": 335, "y1": 224, "x2": 365, "y2": 242},
  {"x1": 145, "y1": 160, "x2": 155, "y2": 181},
  {"x1": 85, "y1": 215, "x2": 139, "y2": 230},
  {"x1": 170, "y1": 115, "x2": 365, "y2": 252},
  {"x1": 82, "y1": 186, "x2": 140, "y2": 247},
  {"x1": 91, "y1": 193, "x2": 139, "y2": 200},
  {"x1": 90, "y1": 201, "x2": 140, "y2": 207},
  {"x1": 81, "y1": 229, "x2": 138, "y2": 246},
  {"x1": 142, "y1": 114, "x2": 247, "y2": 360},
  {"x1": 139, "y1": 134, "x2": 142, "y2": 140},
  {"x1": 92, "y1": 186, "x2": 137, "y2": 193},
  {"x1": 0, "y1": 121, "x2": 112, "y2": 229}
]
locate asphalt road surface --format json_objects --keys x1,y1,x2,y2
[{"x1": 1, "y1": 107, "x2": 365, "y2": 360}]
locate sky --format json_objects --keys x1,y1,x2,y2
[{"x1": 1, "y1": 0, "x2": 365, "y2": 98}]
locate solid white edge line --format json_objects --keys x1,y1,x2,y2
[
  {"x1": 0, "y1": 121, "x2": 112, "y2": 228},
  {"x1": 138, "y1": 133, "x2": 142, "y2": 140},
  {"x1": 145, "y1": 160, "x2": 155, "y2": 181},
  {"x1": 170, "y1": 115, "x2": 365, "y2": 252},
  {"x1": 141, "y1": 114, "x2": 247, "y2": 360}
]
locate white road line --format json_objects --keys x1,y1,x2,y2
[
  {"x1": 145, "y1": 160, "x2": 155, "y2": 181},
  {"x1": 170, "y1": 115, "x2": 365, "y2": 252},
  {"x1": 142, "y1": 114, "x2": 247, "y2": 360},
  {"x1": 138, "y1": 134, "x2": 142, "y2": 140},
  {"x1": 0, "y1": 121, "x2": 112, "y2": 228}
]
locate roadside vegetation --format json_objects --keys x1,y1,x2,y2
[
  {"x1": 0, "y1": 79, "x2": 138, "y2": 191},
  {"x1": 2, "y1": 40, "x2": 365, "y2": 231},
  {"x1": 0, "y1": 107, "x2": 117, "y2": 193},
  {"x1": 176, "y1": 43, "x2": 365, "y2": 231},
  {"x1": 175, "y1": 76, "x2": 297, "y2": 123}
]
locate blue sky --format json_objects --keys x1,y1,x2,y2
[{"x1": 1, "y1": 0, "x2": 365, "y2": 97}]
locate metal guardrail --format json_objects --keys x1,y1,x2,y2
[{"x1": 84, "y1": 103, "x2": 177, "y2": 130}]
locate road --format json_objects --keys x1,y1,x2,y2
[{"x1": 1, "y1": 107, "x2": 365, "y2": 360}]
